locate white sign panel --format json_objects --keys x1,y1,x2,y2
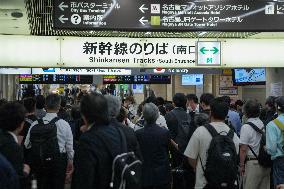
[
  {"x1": 197, "y1": 41, "x2": 221, "y2": 66},
  {"x1": 61, "y1": 37, "x2": 196, "y2": 68},
  {"x1": 32, "y1": 68, "x2": 131, "y2": 75},
  {"x1": 270, "y1": 82, "x2": 282, "y2": 97},
  {"x1": 0, "y1": 68, "x2": 31, "y2": 74}
]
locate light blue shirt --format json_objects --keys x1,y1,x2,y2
[
  {"x1": 228, "y1": 110, "x2": 242, "y2": 136},
  {"x1": 266, "y1": 114, "x2": 284, "y2": 160},
  {"x1": 24, "y1": 113, "x2": 74, "y2": 160}
]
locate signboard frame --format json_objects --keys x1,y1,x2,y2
[{"x1": 196, "y1": 41, "x2": 221, "y2": 66}]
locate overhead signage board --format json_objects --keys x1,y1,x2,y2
[
  {"x1": 197, "y1": 41, "x2": 221, "y2": 66},
  {"x1": 32, "y1": 68, "x2": 132, "y2": 75},
  {"x1": 19, "y1": 74, "x2": 93, "y2": 84},
  {"x1": 0, "y1": 68, "x2": 31, "y2": 75},
  {"x1": 54, "y1": 0, "x2": 284, "y2": 31},
  {"x1": 61, "y1": 37, "x2": 196, "y2": 68}
]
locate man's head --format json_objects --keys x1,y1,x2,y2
[
  {"x1": 116, "y1": 107, "x2": 128, "y2": 123},
  {"x1": 173, "y1": 93, "x2": 187, "y2": 109},
  {"x1": 186, "y1": 94, "x2": 198, "y2": 111},
  {"x1": 221, "y1": 96, "x2": 231, "y2": 106},
  {"x1": 244, "y1": 100, "x2": 260, "y2": 119},
  {"x1": 265, "y1": 96, "x2": 276, "y2": 110},
  {"x1": 276, "y1": 96, "x2": 284, "y2": 114},
  {"x1": 0, "y1": 102, "x2": 26, "y2": 134},
  {"x1": 45, "y1": 94, "x2": 61, "y2": 112},
  {"x1": 156, "y1": 97, "x2": 165, "y2": 106},
  {"x1": 123, "y1": 96, "x2": 135, "y2": 108},
  {"x1": 235, "y1": 100, "x2": 244, "y2": 111},
  {"x1": 104, "y1": 95, "x2": 122, "y2": 118},
  {"x1": 23, "y1": 97, "x2": 36, "y2": 114},
  {"x1": 200, "y1": 93, "x2": 215, "y2": 110},
  {"x1": 80, "y1": 93, "x2": 109, "y2": 126},
  {"x1": 210, "y1": 97, "x2": 229, "y2": 122},
  {"x1": 36, "y1": 95, "x2": 45, "y2": 109},
  {"x1": 143, "y1": 103, "x2": 159, "y2": 125}
]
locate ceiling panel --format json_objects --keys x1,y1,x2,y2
[{"x1": 0, "y1": 0, "x2": 29, "y2": 35}]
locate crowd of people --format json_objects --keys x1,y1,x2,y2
[{"x1": 0, "y1": 91, "x2": 284, "y2": 189}]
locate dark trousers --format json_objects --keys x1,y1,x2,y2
[
  {"x1": 34, "y1": 154, "x2": 67, "y2": 189},
  {"x1": 143, "y1": 183, "x2": 171, "y2": 189}
]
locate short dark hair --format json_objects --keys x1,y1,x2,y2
[
  {"x1": 210, "y1": 97, "x2": 229, "y2": 120},
  {"x1": 244, "y1": 100, "x2": 260, "y2": 118},
  {"x1": 23, "y1": 97, "x2": 36, "y2": 113},
  {"x1": 61, "y1": 96, "x2": 67, "y2": 108},
  {"x1": 80, "y1": 93, "x2": 109, "y2": 125},
  {"x1": 156, "y1": 97, "x2": 165, "y2": 106},
  {"x1": 186, "y1": 94, "x2": 198, "y2": 104},
  {"x1": 235, "y1": 100, "x2": 244, "y2": 107},
  {"x1": 158, "y1": 105, "x2": 166, "y2": 116},
  {"x1": 0, "y1": 102, "x2": 26, "y2": 131},
  {"x1": 200, "y1": 93, "x2": 215, "y2": 106},
  {"x1": 116, "y1": 107, "x2": 128, "y2": 123},
  {"x1": 46, "y1": 94, "x2": 61, "y2": 110},
  {"x1": 276, "y1": 96, "x2": 284, "y2": 113},
  {"x1": 145, "y1": 96, "x2": 157, "y2": 105},
  {"x1": 266, "y1": 96, "x2": 276, "y2": 108},
  {"x1": 36, "y1": 95, "x2": 45, "y2": 109},
  {"x1": 173, "y1": 93, "x2": 187, "y2": 108},
  {"x1": 221, "y1": 96, "x2": 231, "y2": 106},
  {"x1": 164, "y1": 103, "x2": 174, "y2": 112}
]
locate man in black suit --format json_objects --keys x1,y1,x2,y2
[
  {"x1": 72, "y1": 93, "x2": 126, "y2": 189},
  {"x1": 0, "y1": 102, "x2": 30, "y2": 187},
  {"x1": 104, "y1": 95, "x2": 142, "y2": 159},
  {"x1": 136, "y1": 103, "x2": 172, "y2": 189}
]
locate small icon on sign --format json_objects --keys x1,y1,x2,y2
[
  {"x1": 265, "y1": 5, "x2": 274, "y2": 14},
  {"x1": 71, "y1": 14, "x2": 81, "y2": 25},
  {"x1": 151, "y1": 16, "x2": 160, "y2": 26},
  {"x1": 151, "y1": 4, "x2": 160, "y2": 14}
]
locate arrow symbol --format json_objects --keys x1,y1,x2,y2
[
  {"x1": 210, "y1": 47, "x2": 219, "y2": 54},
  {"x1": 200, "y1": 47, "x2": 219, "y2": 54},
  {"x1": 139, "y1": 4, "x2": 148, "y2": 13},
  {"x1": 59, "y1": 2, "x2": 68, "y2": 11},
  {"x1": 200, "y1": 47, "x2": 209, "y2": 54},
  {"x1": 139, "y1": 17, "x2": 148, "y2": 25},
  {"x1": 59, "y1": 15, "x2": 68, "y2": 23}
]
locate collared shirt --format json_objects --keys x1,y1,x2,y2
[
  {"x1": 184, "y1": 122, "x2": 240, "y2": 189},
  {"x1": 228, "y1": 110, "x2": 242, "y2": 135},
  {"x1": 266, "y1": 114, "x2": 284, "y2": 160},
  {"x1": 24, "y1": 113, "x2": 74, "y2": 160},
  {"x1": 8, "y1": 132, "x2": 18, "y2": 143},
  {"x1": 240, "y1": 117, "x2": 264, "y2": 156}
]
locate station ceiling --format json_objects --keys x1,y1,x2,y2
[{"x1": 1, "y1": 0, "x2": 284, "y2": 39}]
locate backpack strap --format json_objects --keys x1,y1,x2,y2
[
  {"x1": 274, "y1": 119, "x2": 284, "y2": 131},
  {"x1": 203, "y1": 124, "x2": 219, "y2": 138},
  {"x1": 246, "y1": 122, "x2": 264, "y2": 135},
  {"x1": 246, "y1": 122, "x2": 262, "y2": 159},
  {"x1": 48, "y1": 117, "x2": 60, "y2": 126}
]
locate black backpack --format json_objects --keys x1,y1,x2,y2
[
  {"x1": 246, "y1": 122, "x2": 272, "y2": 168},
  {"x1": 201, "y1": 124, "x2": 238, "y2": 189},
  {"x1": 96, "y1": 127, "x2": 142, "y2": 189},
  {"x1": 30, "y1": 117, "x2": 61, "y2": 169},
  {"x1": 171, "y1": 110, "x2": 191, "y2": 153}
]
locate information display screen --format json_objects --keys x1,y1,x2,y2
[
  {"x1": 103, "y1": 75, "x2": 171, "y2": 84},
  {"x1": 232, "y1": 68, "x2": 266, "y2": 85},
  {"x1": 182, "y1": 74, "x2": 204, "y2": 85},
  {"x1": 19, "y1": 74, "x2": 93, "y2": 84}
]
